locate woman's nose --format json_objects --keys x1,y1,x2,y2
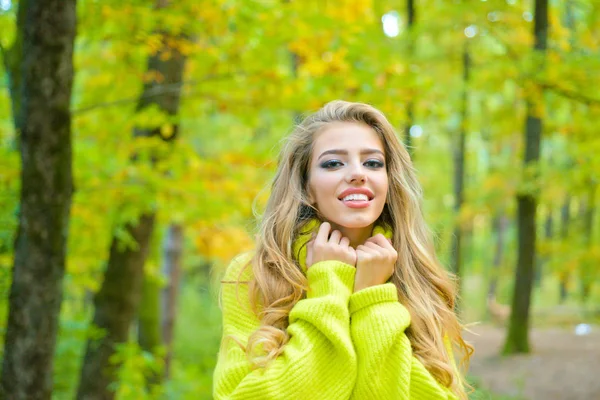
[{"x1": 346, "y1": 165, "x2": 366, "y2": 183}]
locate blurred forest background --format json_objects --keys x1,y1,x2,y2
[{"x1": 0, "y1": 0, "x2": 599, "y2": 399}]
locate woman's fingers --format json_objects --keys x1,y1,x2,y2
[
  {"x1": 340, "y1": 236, "x2": 350, "y2": 248},
  {"x1": 362, "y1": 242, "x2": 384, "y2": 258},
  {"x1": 315, "y1": 222, "x2": 331, "y2": 245},
  {"x1": 329, "y1": 230, "x2": 342, "y2": 244},
  {"x1": 306, "y1": 239, "x2": 313, "y2": 268},
  {"x1": 309, "y1": 222, "x2": 357, "y2": 267},
  {"x1": 358, "y1": 238, "x2": 397, "y2": 263},
  {"x1": 366, "y1": 234, "x2": 394, "y2": 250},
  {"x1": 356, "y1": 245, "x2": 375, "y2": 257},
  {"x1": 355, "y1": 236, "x2": 397, "y2": 292},
  {"x1": 364, "y1": 241, "x2": 383, "y2": 251}
]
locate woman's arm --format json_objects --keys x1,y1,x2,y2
[
  {"x1": 213, "y1": 254, "x2": 357, "y2": 400},
  {"x1": 348, "y1": 283, "x2": 459, "y2": 400}
]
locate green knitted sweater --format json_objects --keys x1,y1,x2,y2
[{"x1": 213, "y1": 223, "x2": 461, "y2": 399}]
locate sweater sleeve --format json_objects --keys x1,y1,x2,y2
[
  {"x1": 212, "y1": 254, "x2": 357, "y2": 400},
  {"x1": 348, "y1": 283, "x2": 459, "y2": 400}
]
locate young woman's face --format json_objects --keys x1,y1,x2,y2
[{"x1": 307, "y1": 122, "x2": 389, "y2": 230}]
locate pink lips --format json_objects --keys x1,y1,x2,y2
[
  {"x1": 337, "y1": 187, "x2": 374, "y2": 200},
  {"x1": 343, "y1": 200, "x2": 370, "y2": 209},
  {"x1": 338, "y1": 188, "x2": 374, "y2": 209}
]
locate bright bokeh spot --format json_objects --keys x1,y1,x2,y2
[
  {"x1": 381, "y1": 11, "x2": 400, "y2": 38},
  {"x1": 409, "y1": 125, "x2": 423, "y2": 138},
  {"x1": 464, "y1": 25, "x2": 478, "y2": 38}
]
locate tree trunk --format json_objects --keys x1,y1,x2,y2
[
  {"x1": 450, "y1": 41, "x2": 470, "y2": 309},
  {"x1": 138, "y1": 272, "x2": 162, "y2": 385},
  {"x1": 535, "y1": 204, "x2": 553, "y2": 287},
  {"x1": 0, "y1": 1, "x2": 77, "y2": 398},
  {"x1": 136, "y1": 223, "x2": 164, "y2": 388},
  {"x1": 161, "y1": 223, "x2": 184, "y2": 379},
  {"x1": 403, "y1": 0, "x2": 416, "y2": 157},
  {"x1": 139, "y1": 279, "x2": 162, "y2": 350},
  {"x1": 559, "y1": 195, "x2": 571, "y2": 303},
  {"x1": 580, "y1": 183, "x2": 597, "y2": 302},
  {"x1": 504, "y1": 0, "x2": 548, "y2": 355},
  {"x1": 488, "y1": 213, "x2": 508, "y2": 300},
  {"x1": 77, "y1": 216, "x2": 156, "y2": 399},
  {"x1": 76, "y1": 1, "x2": 187, "y2": 397},
  {"x1": 487, "y1": 214, "x2": 510, "y2": 326}
]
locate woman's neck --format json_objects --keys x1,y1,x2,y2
[{"x1": 329, "y1": 222, "x2": 374, "y2": 248}]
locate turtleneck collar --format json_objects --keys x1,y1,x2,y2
[{"x1": 292, "y1": 218, "x2": 393, "y2": 273}]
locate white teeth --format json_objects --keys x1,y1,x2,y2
[{"x1": 342, "y1": 193, "x2": 369, "y2": 202}]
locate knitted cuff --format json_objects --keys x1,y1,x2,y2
[
  {"x1": 349, "y1": 283, "x2": 398, "y2": 315},
  {"x1": 306, "y1": 261, "x2": 356, "y2": 298}
]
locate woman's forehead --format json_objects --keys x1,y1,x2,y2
[{"x1": 312, "y1": 122, "x2": 384, "y2": 154}]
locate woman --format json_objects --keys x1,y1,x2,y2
[{"x1": 213, "y1": 100, "x2": 472, "y2": 399}]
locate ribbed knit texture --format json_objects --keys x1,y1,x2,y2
[
  {"x1": 348, "y1": 283, "x2": 458, "y2": 400},
  {"x1": 213, "y1": 253, "x2": 357, "y2": 399},
  {"x1": 213, "y1": 220, "x2": 461, "y2": 399}
]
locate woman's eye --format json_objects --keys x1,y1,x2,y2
[
  {"x1": 320, "y1": 160, "x2": 344, "y2": 169},
  {"x1": 364, "y1": 159, "x2": 385, "y2": 168}
]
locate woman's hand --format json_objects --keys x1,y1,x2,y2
[
  {"x1": 306, "y1": 222, "x2": 356, "y2": 269},
  {"x1": 354, "y1": 234, "x2": 397, "y2": 292}
]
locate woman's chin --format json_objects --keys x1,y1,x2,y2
[{"x1": 331, "y1": 218, "x2": 376, "y2": 230}]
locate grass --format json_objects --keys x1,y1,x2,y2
[{"x1": 468, "y1": 376, "x2": 526, "y2": 400}]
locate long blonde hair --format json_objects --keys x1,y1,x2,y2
[{"x1": 238, "y1": 100, "x2": 472, "y2": 398}]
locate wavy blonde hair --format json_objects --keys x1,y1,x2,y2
[{"x1": 236, "y1": 100, "x2": 472, "y2": 399}]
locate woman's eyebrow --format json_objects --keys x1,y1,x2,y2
[{"x1": 318, "y1": 148, "x2": 384, "y2": 160}]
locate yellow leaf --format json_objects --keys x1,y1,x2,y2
[{"x1": 160, "y1": 124, "x2": 174, "y2": 139}]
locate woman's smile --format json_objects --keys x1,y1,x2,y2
[
  {"x1": 307, "y1": 121, "x2": 389, "y2": 245},
  {"x1": 338, "y1": 188, "x2": 374, "y2": 208}
]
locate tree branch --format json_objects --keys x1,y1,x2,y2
[
  {"x1": 71, "y1": 71, "x2": 249, "y2": 115},
  {"x1": 539, "y1": 82, "x2": 600, "y2": 105},
  {"x1": 485, "y1": 26, "x2": 600, "y2": 106}
]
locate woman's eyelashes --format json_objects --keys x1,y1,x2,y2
[
  {"x1": 320, "y1": 159, "x2": 385, "y2": 169},
  {"x1": 320, "y1": 159, "x2": 344, "y2": 169},
  {"x1": 364, "y1": 159, "x2": 385, "y2": 168}
]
